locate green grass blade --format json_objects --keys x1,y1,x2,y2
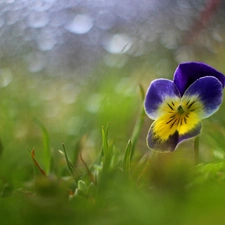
[
  {"x1": 123, "y1": 139, "x2": 132, "y2": 175},
  {"x1": 101, "y1": 125, "x2": 109, "y2": 157},
  {"x1": 97, "y1": 125, "x2": 114, "y2": 186},
  {"x1": 62, "y1": 143, "x2": 81, "y2": 180},
  {"x1": 72, "y1": 137, "x2": 82, "y2": 166},
  {"x1": 33, "y1": 118, "x2": 51, "y2": 175},
  {"x1": 0, "y1": 138, "x2": 3, "y2": 159},
  {"x1": 130, "y1": 84, "x2": 145, "y2": 158}
]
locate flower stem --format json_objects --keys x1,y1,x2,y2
[{"x1": 194, "y1": 136, "x2": 200, "y2": 165}]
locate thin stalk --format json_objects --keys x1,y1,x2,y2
[{"x1": 194, "y1": 136, "x2": 200, "y2": 165}]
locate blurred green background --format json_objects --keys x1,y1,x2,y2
[{"x1": 1, "y1": 0, "x2": 225, "y2": 225}]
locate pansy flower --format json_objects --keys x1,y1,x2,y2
[{"x1": 144, "y1": 62, "x2": 225, "y2": 152}]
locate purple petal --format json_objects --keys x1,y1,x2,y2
[
  {"x1": 147, "y1": 124, "x2": 179, "y2": 152},
  {"x1": 174, "y1": 62, "x2": 225, "y2": 96},
  {"x1": 179, "y1": 122, "x2": 202, "y2": 143},
  {"x1": 147, "y1": 121, "x2": 201, "y2": 152},
  {"x1": 183, "y1": 76, "x2": 223, "y2": 118},
  {"x1": 144, "y1": 79, "x2": 180, "y2": 120}
]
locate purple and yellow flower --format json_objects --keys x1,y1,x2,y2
[{"x1": 144, "y1": 62, "x2": 225, "y2": 152}]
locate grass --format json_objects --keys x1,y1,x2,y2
[{"x1": 1, "y1": 65, "x2": 225, "y2": 225}]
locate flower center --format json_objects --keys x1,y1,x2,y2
[
  {"x1": 153, "y1": 96, "x2": 203, "y2": 141},
  {"x1": 165, "y1": 99, "x2": 197, "y2": 129},
  {"x1": 177, "y1": 105, "x2": 184, "y2": 114}
]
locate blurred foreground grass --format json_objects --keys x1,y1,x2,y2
[{"x1": 1, "y1": 66, "x2": 225, "y2": 225}]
